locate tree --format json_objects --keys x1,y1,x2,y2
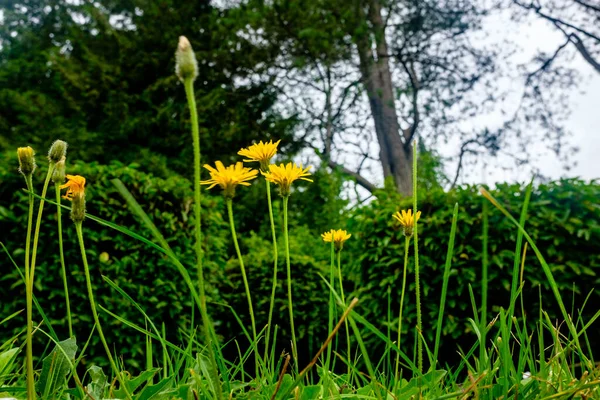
[{"x1": 0, "y1": 0, "x2": 297, "y2": 175}]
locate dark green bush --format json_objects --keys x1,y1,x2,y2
[
  {"x1": 0, "y1": 157, "x2": 231, "y2": 369},
  {"x1": 346, "y1": 179, "x2": 600, "y2": 367}
]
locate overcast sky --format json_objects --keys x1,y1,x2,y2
[{"x1": 447, "y1": 8, "x2": 600, "y2": 186}]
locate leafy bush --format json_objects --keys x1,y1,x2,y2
[
  {"x1": 0, "y1": 158, "x2": 230, "y2": 368},
  {"x1": 346, "y1": 179, "x2": 600, "y2": 366}
]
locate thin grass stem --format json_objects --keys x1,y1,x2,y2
[
  {"x1": 29, "y1": 164, "x2": 55, "y2": 284},
  {"x1": 412, "y1": 142, "x2": 423, "y2": 374},
  {"x1": 337, "y1": 250, "x2": 351, "y2": 379},
  {"x1": 480, "y1": 199, "x2": 489, "y2": 369},
  {"x1": 324, "y1": 240, "x2": 335, "y2": 395}
]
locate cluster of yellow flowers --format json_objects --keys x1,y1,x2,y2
[{"x1": 201, "y1": 140, "x2": 313, "y2": 198}]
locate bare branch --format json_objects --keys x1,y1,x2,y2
[
  {"x1": 572, "y1": 0, "x2": 600, "y2": 14},
  {"x1": 570, "y1": 33, "x2": 600, "y2": 73},
  {"x1": 327, "y1": 159, "x2": 378, "y2": 193}
]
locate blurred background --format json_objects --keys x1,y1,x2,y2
[{"x1": 1, "y1": 0, "x2": 598, "y2": 372}]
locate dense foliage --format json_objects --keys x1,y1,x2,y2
[{"x1": 348, "y1": 179, "x2": 600, "y2": 367}]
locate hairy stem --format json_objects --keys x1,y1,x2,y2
[
  {"x1": 264, "y1": 180, "x2": 278, "y2": 372},
  {"x1": 23, "y1": 174, "x2": 35, "y2": 400},
  {"x1": 395, "y1": 235, "x2": 411, "y2": 381},
  {"x1": 283, "y1": 196, "x2": 298, "y2": 373},
  {"x1": 226, "y1": 197, "x2": 259, "y2": 376},
  {"x1": 56, "y1": 183, "x2": 73, "y2": 338}
]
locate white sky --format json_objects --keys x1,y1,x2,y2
[{"x1": 447, "y1": 9, "x2": 600, "y2": 186}]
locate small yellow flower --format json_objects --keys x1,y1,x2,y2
[
  {"x1": 262, "y1": 162, "x2": 312, "y2": 196},
  {"x1": 392, "y1": 209, "x2": 421, "y2": 237},
  {"x1": 60, "y1": 175, "x2": 86, "y2": 201},
  {"x1": 238, "y1": 140, "x2": 281, "y2": 171},
  {"x1": 201, "y1": 161, "x2": 258, "y2": 197},
  {"x1": 321, "y1": 229, "x2": 351, "y2": 251},
  {"x1": 60, "y1": 175, "x2": 86, "y2": 222}
]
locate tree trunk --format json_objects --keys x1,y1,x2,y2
[{"x1": 356, "y1": 0, "x2": 413, "y2": 196}]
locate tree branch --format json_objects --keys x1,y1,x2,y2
[
  {"x1": 572, "y1": 0, "x2": 600, "y2": 14},
  {"x1": 328, "y1": 159, "x2": 378, "y2": 193},
  {"x1": 570, "y1": 33, "x2": 600, "y2": 73}
]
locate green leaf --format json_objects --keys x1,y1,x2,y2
[
  {"x1": 0, "y1": 348, "x2": 20, "y2": 385},
  {"x1": 36, "y1": 337, "x2": 77, "y2": 400},
  {"x1": 136, "y1": 377, "x2": 173, "y2": 400},
  {"x1": 113, "y1": 369, "x2": 160, "y2": 398},
  {"x1": 85, "y1": 365, "x2": 108, "y2": 400}
]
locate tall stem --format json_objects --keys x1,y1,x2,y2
[
  {"x1": 183, "y1": 77, "x2": 222, "y2": 397},
  {"x1": 23, "y1": 175, "x2": 35, "y2": 400},
  {"x1": 394, "y1": 235, "x2": 411, "y2": 381},
  {"x1": 75, "y1": 223, "x2": 132, "y2": 400},
  {"x1": 30, "y1": 164, "x2": 54, "y2": 284},
  {"x1": 412, "y1": 142, "x2": 423, "y2": 374},
  {"x1": 226, "y1": 197, "x2": 258, "y2": 376},
  {"x1": 56, "y1": 183, "x2": 72, "y2": 337},
  {"x1": 283, "y1": 196, "x2": 298, "y2": 373},
  {"x1": 324, "y1": 240, "x2": 335, "y2": 395},
  {"x1": 336, "y1": 251, "x2": 351, "y2": 378},
  {"x1": 264, "y1": 180, "x2": 278, "y2": 371}
]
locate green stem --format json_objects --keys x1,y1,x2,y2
[
  {"x1": 30, "y1": 164, "x2": 54, "y2": 285},
  {"x1": 23, "y1": 174, "x2": 35, "y2": 400},
  {"x1": 226, "y1": 197, "x2": 258, "y2": 376},
  {"x1": 56, "y1": 183, "x2": 73, "y2": 338},
  {"x1": 75, "y1": 222, "x2": 132, "y2": 400},
  {"x1": 480, "y1": 200, "x2": 489, "y2": 368},
  {"x1": 282, "y1": 196, "x2": 298, "y2": 373},
  {"x1": 264, "y1": 180, "x2": 278, "y2": 372},
  {"x1": 336, "y1": 250, "x2": 351, "y2": 378},
  {"x1": 183, "y1": 77, "x2": 223, "y2": 397},
  {"x1": 394, "y1": 235, "x2": 411, "y2": 381},
  {"x1": 412, "y1": 142, "x2": 423, "y2": 374},
  {"x1": 324, "y1": 240, "x2": 335, "y2": 395}
]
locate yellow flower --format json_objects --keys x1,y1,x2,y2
[
  {"x1": 322, "y1": 229, "x2": 351, "y2": 251},
  {"x1": 238, "y1": 140, "x2": 281, "y2": 171},
  {"x1": 201, "y1": 161, "x2": 258, "y2": 197},
  {"x1": 392, "y1": 209, "x2": 421, "y2": 237},
  {"x1": 60, "y1": 175, "x2": 86, "y2": 222},
  {"x1": 262, "y1": 162, "x2": 312, "y2": 196},
  {"x1": 60, "y1": 175, "x2": 86, "y2": 201}
]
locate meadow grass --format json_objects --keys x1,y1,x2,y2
[{"x1": 1, "y1": 37, "x2": 599, "y2": 400}]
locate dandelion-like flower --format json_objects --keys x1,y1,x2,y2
[
  {"x1": 322, "y1": 229, "x2": 351, "y2": 251},
  {"x1": 201, "y1": 161, "x2": 258, "y2": 198},
  {"x1": 392, "y1": 209, "x2": 421, "y2": 237},
  {"x1": 60, "y1": 175, "x2": 86, "y2": 222},
  {"x1": 238, "y1": 140, "x2": 281, "y2": 171},
  {"x1": 262, "y1": 162, "x2": 312, "y2": 196}
]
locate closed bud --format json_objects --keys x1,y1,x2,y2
[
  {"x1": 17, "y1": 146, "x2": 36, "y2": 176},
  {"x1": 175, "y1": 36, "x2": 198, "y2": 82},
  {"x1": 52, "y1": 156, "x2": 66, "y2": 184},
  {"x1": 71, "y1": 192, "x2": 86, "y2": 223},
  {"x1": 48, "y1": 140, "x2": 68, "y2": 163}
]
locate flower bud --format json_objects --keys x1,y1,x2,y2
[
  {"x1": 17, "y1": 146, "x2": 36, "y2": 176},
  {"x1": 71, "y1": 192, "x2": 86, "y2": 223},
  {"x1": 48, "y1": 140, "x2": 68, "y2": 163},
  {"x1": 175, "y1": 36, "x2": 198, "y2": 82},
  {"x1": 52, "y1": 156, "x2": 66, "y2": 184}
]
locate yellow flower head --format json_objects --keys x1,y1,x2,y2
[
  {"x1": 238, "y1": 140, "x2": 281, "y2": 171},
  {"x1": 17, "y1": 146, "x2": 36, "y2": 176},
  {"x1": 321, "y1": 229, "x2": 351, "y2": 251},
  {"x1": 60, "y1": 175, "x2": 86, "y2": 201},
  {"x1": 262, "y1": 162, "x2": 313, "y2": 196},
  {"x1": 201, "y1": 161, "x2": 258, "y2": 198},
  {"x1": 392, "y1": 209, "x2": 421, "y2": 237},
  {"x1": 60, "y1": 175, "x2": 86, "y2": 222}
]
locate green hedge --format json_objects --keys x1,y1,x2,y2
[
  {"x1": 0, "y1": 158, "x2": 231, "y2": 368},
  {"x1": 347, "y1": 179, "x2": 600, "y2": 366}
]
